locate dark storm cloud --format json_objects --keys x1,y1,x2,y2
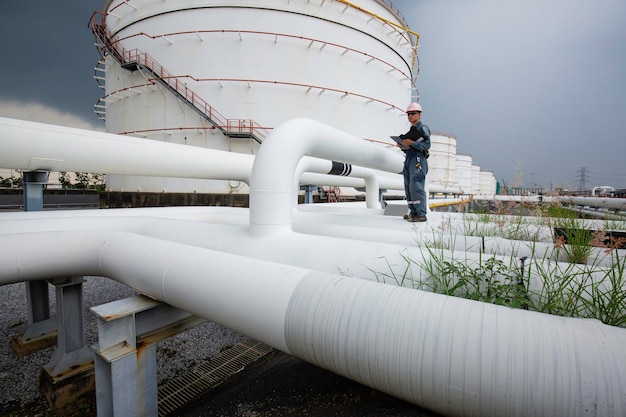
[{"x1": 0, "y1": 1, "x2": 103, "y2": 125}]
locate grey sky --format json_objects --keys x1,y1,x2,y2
[
  {"x1": 395, "y1": 0, "x2": 626, "y2": 190},
  {"x1": 1, "y1": 1, "x2": 625, "y2": 190}
]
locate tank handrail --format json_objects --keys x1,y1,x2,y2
[
  {"x1": 431, "y1": 131, "x2": 458, "y2": 139},
  {"x1": 115, "y1": 126, "x2": 273, "y2": 137},
  {"x1": 100, "y1": 1, "x2": 415, "y2": 44},
  {"x1": 335, "y1": 0, "x2": 419, "y2": 72},
  {"x1": 377, "y1": 0, "x2": 410, "y2": 28},
  {"x1": 336, "y1": 0, "x2": 419, "y2": 44},
  {"x1": 102, "y1": 28, "x2": 418, "y2": 84},
  {"x1": 98, "y1": 72, "x2": 401, "y2": 139},
  {"x1": 106, "y1": 0, "x2": 139, "y2": 16},
  {"x1": 156, "y1": 75, "x2": 404, "y2": 113},
  {"x1": 90, "y1": 5, "x2": 419, "y2": 79}
]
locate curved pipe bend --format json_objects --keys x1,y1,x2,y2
[{"x1": 249, "y1": 118, "x2": 405, "y2": 233}]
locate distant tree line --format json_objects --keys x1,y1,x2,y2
[{"x1": 0, "y1": 170, "x2": 105, "y2": 191}]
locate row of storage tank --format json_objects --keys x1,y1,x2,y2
[{"x1": 429, "y1": 132, "x2": 497, "y2": 196}]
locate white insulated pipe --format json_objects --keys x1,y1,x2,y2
[
  {"x1": 300, "y1": 169, "x2": 404, "y2": 193},
  {"x1": 286, "y1": 273, "x2": 626, "y2": 417},
  {"x1": 297, "y1": 157, "x2": 391, "y2": 208},
  {"x1": 249, "y1": 118, "x2": 405, "y2": 232},
  {"x1": 0, "y1": 117, "x2": 254, "y2": 182},
  {"x1": 1, "y1": 207, "x2": 620, "y2": 269},
  {"x1": 0, "y1": 209, "x2": 432, "y2": 286},
  {"x1": 558, "y1": 196, "x2": 626, "y2": 211},
  {"x1": 570, "y1": 208, "x2": 626, "y2": 220},
  {"x1": 1, "y1": 231, "x2": 625, "y2": 417},
  {"x1": 0, "y1": 231, "x2": 303, "y2": 352},
  {"x1": 494, "y1": 195, "x2": 626, "y2": 212}
]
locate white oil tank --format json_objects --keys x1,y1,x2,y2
[
  {"x1": 428, "y1": 132, "x2": 457, "y2": 190},
  {"x1": 94, "y1": 0, "x2": 418, "y2": 193},
  {"x1": 471, "y1": 165, "x2": 481, "y2": 195},
  {"x1": 479, "y1": 171, "x2": 496, "y2": 196},
  {"x1": 455, "y1": 154, "x2": 472, "y2": 195}
]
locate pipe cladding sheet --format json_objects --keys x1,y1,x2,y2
[{"x1": 284, "y1": 273, "x2": 626, "y2": 417}]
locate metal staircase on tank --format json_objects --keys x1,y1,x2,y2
[
  {"x1": 89, "y1": 12, "x2": 269, "y2": 144},
  {"x1": 93, "y1": 58, "x2": 108, "y2": 120}
]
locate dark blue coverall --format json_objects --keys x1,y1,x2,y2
[{"x1": 399, "y1": 121, "x2": 431, "y2": 217}]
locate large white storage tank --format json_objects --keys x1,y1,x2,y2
[
  {"x1": 455, "y1": 154, "x2": 472, "y2": 195},
  {"x1": 428, "y1": 132, "x2": 457, "y2": 190},
  {"x1": 94, "y1": 0, "x2": 418, "y2": 193},
  {"x1": 470, "y1": 165, "x2": 481, "y2": 195},
  {"x1": 479, "y1": 171, "x2": 496, "y2": 196}
]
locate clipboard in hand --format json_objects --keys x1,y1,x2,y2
[{"x1": 390, "y1": 136, "x2": 409, "y2": 150}]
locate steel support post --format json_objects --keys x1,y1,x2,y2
[
  {"x1": 379, "y1": 189, "x2": 387, "y2": 205},
  {"x1": 12, "y1": 171, "x2": 57, "y2": 355},
  {"x1": 44, "y1": 276, "x2": 93, "y2": 376},
  {"x1": 23, "y1": 170, "x2": 48, "y2": 211},
  {"x1": 91, "y1": 295, "x2": 205, "y2": 417},
  {"x1": 92, "y1": 297, "x2": 153, "y2": 417},
  {"x1": 93, "y1": 303, "x2": 143, "y2": 417},
  {"x1": 39, "y1": 277, "x2": 95, "y2": 409},
  {"x1": 301, "y1": 185, "x2": 314, "y2": 204}
]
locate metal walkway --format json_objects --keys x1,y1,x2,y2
[{"x1": 157, "y1": 339, "x2": 274, "y2": 416}]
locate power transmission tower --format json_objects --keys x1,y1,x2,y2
[{"x1": 577, "y1": 167, "x2": 588, "y2": 191}]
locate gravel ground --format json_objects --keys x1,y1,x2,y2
[{"x1": 0, "y1": 277, "x2": 246, "y2": 416}]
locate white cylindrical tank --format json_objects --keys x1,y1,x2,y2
[
  {"x1": 479, "y1": 171, "x2": 496, "y2": 196},
  {"x1": 455, "y1": 154, "x2": 472, "y2": 195},
  {"x1": 427, "y1": 132, "x2": 457, "y2": 190},
  {"x1": 470, "y1": 165, "x2": 481, "y2": 195},
  {"x1": 97, "y1": 0, "x2": 417, "y2": 193}
]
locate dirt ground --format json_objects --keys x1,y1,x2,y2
[{"x1": 171, "y1": 351, "x2": 443, "y2": 417}]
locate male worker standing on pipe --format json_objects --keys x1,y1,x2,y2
[{"x1": 397, "y1": 102, "x2": 430, "y2": 222}]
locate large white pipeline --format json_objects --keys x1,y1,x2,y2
[
  {"x1": 493, "y1": 195, "x2": 626, "y2": 213},
  {"x1": 2, "y1": 117, "x2": 626, "y2": 415},
  {"x1": 0, "y1": 117, "x2": 253, "y2": 182},
  {"x1": 557, "y1": 196, "x2": 626, "y2": 211},
  {"x1": 1, "y1": 207, "x2": 621, "y2": 288},
  {"x1": 1, "y1": 231, "x2": 625, "y2": 417}
]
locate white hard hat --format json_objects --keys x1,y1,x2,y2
[{"x1": 406, "y1": 102, "x2": 423, "y2": 112}]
